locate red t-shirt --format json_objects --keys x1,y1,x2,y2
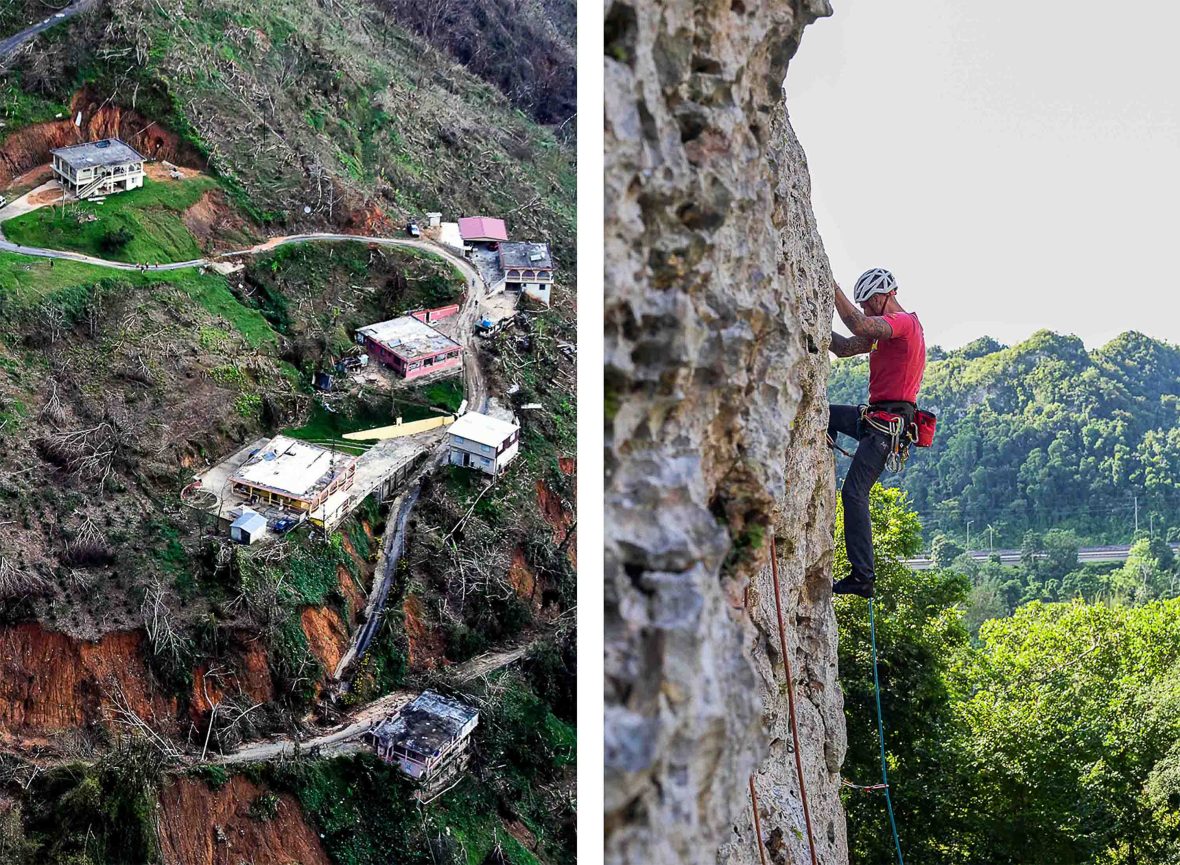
[{"x1": 868, "y1": 311, "x2": 925, "y2": 404}]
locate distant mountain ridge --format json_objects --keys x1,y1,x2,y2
[{"x1": 829, "y1": 329, "x2": 1180, "y2": 545}]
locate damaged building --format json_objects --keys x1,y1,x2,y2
[
  {"x1": 368, "y1": 691, "x2": 480, "y2": 803},
  {"x1": 51, "y1": 138, "x2": 145, "y2": 199}
]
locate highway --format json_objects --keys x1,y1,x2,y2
[{"x1": 904, "y1": 542, "x2": 1180, "y2": 570}]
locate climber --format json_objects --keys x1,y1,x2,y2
[{"x1": 827, "y1": 268, "x2": 926, "y2": 597}]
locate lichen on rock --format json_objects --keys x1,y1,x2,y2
[{"x1": 604, "y1": 2, "x2": 848, "y2": 864}]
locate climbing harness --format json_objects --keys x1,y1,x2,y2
[{"x1": 860, "y1": 406, "x2": 910, "y2": 473}]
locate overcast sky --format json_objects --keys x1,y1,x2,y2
[{"x1": 787, "y1": 1, "x2": 1180, "y2": 350}]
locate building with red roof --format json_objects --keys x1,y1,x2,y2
[{"x1": 457, "y1": 216, "x2": 508, "y2": 243}]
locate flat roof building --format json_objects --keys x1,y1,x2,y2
[
  {"x1": 498, "y1": 242, "x2": 554, "y2": 295},
  {"x1": 457, "y1": 216, "x2": 508, "y2": 243},
  {"x1": 369, "y1": 691, "x2": 479, "y2": 802},
  {"x1": 357, "y1": 316, "x2": 463, "y2": 381},
  {"x1": 228, "y1": 435, "x2": 357, "y2": 514},
  {"x1": 447, "y1": 412, "x2": 520, "y2": 476},
  {"x1": 51, "y1": 138, "x2": 145, "y2": 199}
]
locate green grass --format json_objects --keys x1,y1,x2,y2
[
  {"x1": 284, "y1": 390, "x2": 454, "y2": 451},
  {"x1": 433, "y1": 784, "x2": 541, "y2": 865},
  {"x1": 0, "y1": 251, "x2": 275, "y2": 347},
  {"x1": 0, "y1": 77, "x2": 69, "y2": 140},
  {"x1": 417, "y1": 378, "x2": 465, "y2": 412},
  {"x1": 3, "y1": 175, "x2": 219, "y2": 264}
]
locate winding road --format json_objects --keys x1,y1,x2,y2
[
  {"x1": 0, "y1": 183, "x2": 517, "y2": 766},
  {"x1": 0, "y1": 0, "x2": 96, "y2": 62}
]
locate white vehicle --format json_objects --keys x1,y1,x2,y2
[
  {"x1": 55, "y1": 12, "x2": 65, "y2": 17},
  {"x1": 0, "y1": 196, "x2": 7, "y2": 209}
]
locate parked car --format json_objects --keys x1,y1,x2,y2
[
  {"x1": 406, "y1": 222, "x2": 420, "y2": 237},
  {"x1": 0, "y1": 196, "x2": 7, "y2": 209}
]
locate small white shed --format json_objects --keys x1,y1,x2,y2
[{"x1": 230, "y1": 509, "x2": 267, "y2": 544}]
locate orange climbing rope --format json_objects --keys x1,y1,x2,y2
[
  {"x1": 748, "y1": 775, "x2": 770, "y2": 865},
  {"x1": 769, "y1": 533, "x2": 820, "y2": 865}
]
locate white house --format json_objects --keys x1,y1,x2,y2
[
  {"x1": 446, "y1": 412, "x2": 520, "y2": 476},
  {"x1": 51, "y1": 138, "x2": 145, "y2": 199}
]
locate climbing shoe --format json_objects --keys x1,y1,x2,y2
[{"x1": 832, "y1": 575, "x2": 875, "y2": 598}]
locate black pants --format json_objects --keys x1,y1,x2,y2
[{"x1": 828, "y1": 404, "x2": 890, "y2": 584}]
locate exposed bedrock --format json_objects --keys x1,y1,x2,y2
[{"x1": 604, "y1": 2, "x2": 847, "y2": 864}]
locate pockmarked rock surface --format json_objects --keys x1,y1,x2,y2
[{"x1": 604, "y1": 2, "x2": 848, "y2": 864}]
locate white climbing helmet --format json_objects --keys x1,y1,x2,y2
[{"x1": 852, "y1": 268, "x2": 897, "y2": 304}]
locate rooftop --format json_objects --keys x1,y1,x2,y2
[
  {"x1": 372, "y1": 691, "x2": 479, "y2": 759},
  {"x1": 499, "y1": 241, "x2": 553, "y2": 270},
  {"x1": 231, "y1": 509, "x2": 268, "y2": 533},
  {"x1": 457, "y1": 216, "x2": 508, "y2": 242},
  {"x1": 229, "y1": 435, "x2": 357, "y2": 501},
  {"x1": 448, "y1": 411, "x2": 519, "y2": 447},
  {"x1": 357, "y1": 316, "x2": 462, "y2": 361},
  {"x1": 51, "y1": 138, "x2": 144, "y2": 170}
]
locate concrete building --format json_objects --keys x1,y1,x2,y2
[
  {"x1": 498, "y1": 242, "x2": 554, "y2": 304},
  {"x1": 457, "y1": 215, "x2": 508, "y2": 244},
  {"x1": 356, "y1": 315, "x2": 462, "y2": 381},
  {"x1": 447, "y1": 412, "x2": 520, "y2": 476},
  {"x1": 368, "y1": 691, "x2": 479, "y2": 802},
  {"x1": 228, "y1": 435, "x2": 357, "y2": 516},
  {"x1": 51, "y1": 138, "x2": 145, "y2": 199}
]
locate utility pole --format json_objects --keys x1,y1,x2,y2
[
  {"x1": 988, "y1": 524, "x2": 995, "y2": 555},
  {"x1": 1134, "y1": 495, "x2": 1139, "y2": 535},
  {"x1": 966, "y1": 519, "x2": 973, "y2": 552}
]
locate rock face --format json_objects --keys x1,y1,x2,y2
[{"x1": 604, "y1": 3, "x2": 848, "y2": 865}]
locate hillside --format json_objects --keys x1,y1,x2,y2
[
  {"x1": 0, "y1": 0, "x2": 575, "y2": 862},
  {"x1": 829, "y1": 330, "x2": 1180, "y2": 546}
]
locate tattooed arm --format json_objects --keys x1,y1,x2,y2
[
  {"x1": 834, "y1": 284, "x2": 894, "y2": 340},
  {"x1": 830, "y1": 331, "x2": 874, "y2": 357}
]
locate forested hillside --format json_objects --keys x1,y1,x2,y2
[
  {"x1": 836, "y1": 488, "x2": 1180, "y2": 865},
  {"x1": 829, "y1": 330, "x2": 1180, "y2": 546},
  {"x1": 0, "y1": 0, "x2": 575, "y2": 861}
]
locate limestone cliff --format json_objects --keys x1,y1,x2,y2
[{"x1": 604, "y1": 2, "x2": 847, "y2": 865}]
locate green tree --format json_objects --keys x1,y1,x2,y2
[{"x1": 835, "y1": 487, "x2": 975, "y2": 864}]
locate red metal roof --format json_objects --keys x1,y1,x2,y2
[{"x1": 457, "y1": 216, "x2": 508, "y2": 241}]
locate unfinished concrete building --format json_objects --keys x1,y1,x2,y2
[
  {"x1": 51, "y1": 138, "x2": 145, "y2": 199},
  {"x1": 228, "y1": 435, "x2": 358, "y2": 526},
  {"x1": 368, "y1": 691, "x2": 479, "y2": 802}
]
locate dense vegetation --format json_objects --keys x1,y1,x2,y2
[
  {"x1": 837, "y1": 488, "x2": 1180, "y2": 865},
  {"x1": 829, "y1": 330, "x2": 1180, "y2": 547}
]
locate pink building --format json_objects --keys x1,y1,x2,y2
[
  {"x1": 457, "y1": 216, "x2": 508, "y2": 243},
  {"x1": 356, "y1": 316, "x2": 463, "y2": 380}
]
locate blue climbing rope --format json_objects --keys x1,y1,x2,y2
[{"x1": 869, "y1": 597, "x2": 906, "y2": 865}]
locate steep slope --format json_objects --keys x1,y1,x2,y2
[{"x1": 605, "y1": 2, "x2": 846, "y2": 865}]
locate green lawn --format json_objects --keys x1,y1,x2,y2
[
  {"x1": 3, "y1": 175, "x2": 219, "y2": 264},
  {"x1": 283, "y1": 386, "x2": 457, "y2": 451},
  {"x1": 0, "y1": 251, "x2": 274, "y2": 348}
]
